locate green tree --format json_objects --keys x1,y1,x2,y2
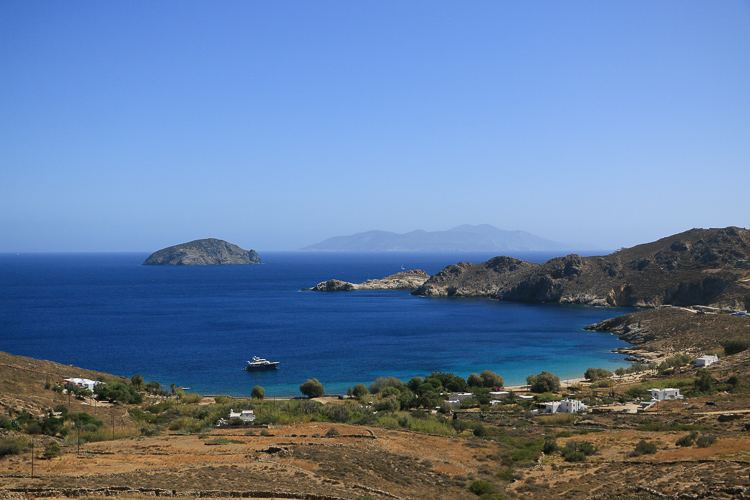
[
  {"x1": 130, "y1": 374, "x2": 144, "y2": 390},
  {"x1": 695, "y1": 369, "x2": 714, "y2": 394},
  {"x1": 251, "y1": 385, "x2": 265, "y2": 399},
  {"x1": 526, "y1": 371, "x2": 561, "y2": 393},
  {"x1": 467, "y1": 373, "x2": 483, "y2": 387},
  {"x1": 368, "y1": 376, "x2": 403, "y2": 394},
  {"x1": 584, "y1": 368, "x2": 612, "y2": 381},
  {"x1": 352, "y1": 383, "x2": 369, "y2": 400},
  {"x1": 300, "y1": 378, "x2": 325, "y2": 398},
  {"x1": 480, "y1": 369, "x2": 503, "y2": 388},
  {"x1": 43, "y1": 440, "x2": 62, "y2": 459}
]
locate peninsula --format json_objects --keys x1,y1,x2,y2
[
  {"x1": 413, "y1": 226, "x2": 750, "y2": 312},
  {"x1": 143, "y1": 238, "x2": 261, "y2": 266}
]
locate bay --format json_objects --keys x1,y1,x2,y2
[{"x1": 0, "y1": 251, "x2": 632, "y2": 397}]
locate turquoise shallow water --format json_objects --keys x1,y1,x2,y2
[{"x1": 0, "y1": 251, "x2": 632, "y2": 397}]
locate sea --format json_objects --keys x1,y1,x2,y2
[{"x1": 0, "y1": 251, "x2": 634, "y2": 398}]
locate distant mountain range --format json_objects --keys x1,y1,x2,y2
[{"x1": 301, "y1": 224, "x2": 568, "y2": 252}]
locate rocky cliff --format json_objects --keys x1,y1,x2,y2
[
  {"x1": 143, "y1": 239, "x2": 261, "y2": 266},
  {"x1": 413, "y1": 227, "x2": 750, "y2": 310},
  {"x1": 308, "y1": 270, "x2": 430, "y2": 291}
]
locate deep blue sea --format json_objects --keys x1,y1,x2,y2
[{"x1": 0, "y1": 251, "x2": 633, "y2": 397}]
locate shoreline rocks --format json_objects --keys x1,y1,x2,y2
[{"x1": 307, "y1": 270, "x2": 430, "y2": 291}]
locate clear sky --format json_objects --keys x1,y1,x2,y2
[{"x1": 2, "y1": 2, "x2": 749, "y2": 252}]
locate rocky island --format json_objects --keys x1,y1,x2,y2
[
  {"x1": 413, "y1": 226, "x2": 750, "y2": 312},
  {"x1": 307, "y1": 269, "x2": 430, "y2": 291},
  {"x1": 143, "y1": 238, "x2": 261, "y2": 266}
]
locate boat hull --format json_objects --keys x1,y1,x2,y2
[{"x1": 244, "y1": 363, "x2": 280, "y2": 371}]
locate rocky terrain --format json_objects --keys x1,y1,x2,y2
[
  {"x1": 143, "y1": 239, "x2": 261, "y2": 266},
  {"x1": 307, "y1": 269, "x2": 430, "y2": 291},
  {"x1": 414, "y1": 226, "x2": 750, "y2": 311},
  {"x1": 586, "y1": 306, "x2": 750, "y2": 359}
]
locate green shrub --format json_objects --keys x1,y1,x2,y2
[
  {"x1": 214, "y1": 395, "x2": 234, "y2": 404},
  {"x1": 696, "y1": 434, "x2": 717, "y2": 448},
  {"x1": 140, "y1": 424, "x2": 161, "y2": 436},
  {"x1": 43, "y1": 440, "x2": 62, "y2": 459},
  {"x1": 542, "y1": 438, "x2": 558, "y2": 453},
  {"x1": 473, "y1": 423, "x2": 487, "y2": 437},
  {"x1": 722, "y1": 338, "x2": 750, "y2": 355},
  {"x1": 324, "y1": 404, "x2": 351, "y2": 423},
  {"x1": 630, "y1": 440, "x2": 658, "y2": 457},
  {"x1": 182, "y1": 393, "x2": 202, "y2": 404},
  {"x1": 676, "y1": 432, "x2": 698, "y2": 447},
  {"x1": 469, "y1": 479, "x2": 494, "y2": 495},
  {"x1": 325, "y1": 427, "x2": 340, "y2": 437},
  {"x1": 0, "y1": 437, "x2": 28, "y2": 458}
]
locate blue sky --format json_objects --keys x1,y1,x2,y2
[{"x1": 2, "y1": 2, "x2": 749, "y2": 252}]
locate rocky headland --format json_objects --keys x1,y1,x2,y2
[
  {"x1": 308, "y1": 269, "x2": 430, "y2": 291},
  {"x1": 143, "y1": 238, "x2": 261, "y2": 266},
  {"x1": 413, "y1": 226, "x2": 750, "y2": 311}
]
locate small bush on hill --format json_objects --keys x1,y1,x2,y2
[
  {"x1": 630, "y1": 440, "x2": 658, "y2": 457},
  {"x1": 722, "y1": 338, "x2": 750, "y2": 355},
  {"x1": 0, "y1": 437, "x2": 28, "y2": 458},
  {"x1": 676, "y1": 432, "x2": 698, "y2": 447},
  {"x1": 468, "y1": 479, "x2": 494, "y2": 495},
  {"x1": 43, "y1": 440, "x2": 62, "y2": 459},
  {"x1": 696, "y1": 434, "x2": 718, "y2": 448}
]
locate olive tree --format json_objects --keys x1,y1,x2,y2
[{"x1": 299, "y1": 378, "x2": 325, "y2": 398}]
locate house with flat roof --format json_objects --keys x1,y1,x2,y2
[
  {"x1": 650, "y1": 388, "x2": 683, "y2": 401},
  {"x1": 229, "y1": 409, "x2": 255, "y2": 422},
  {"x1": 696, "y1": 355, "x2": 718, "y2": 367}
]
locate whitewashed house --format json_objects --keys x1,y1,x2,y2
[
  {"x1": 229, "y1": 409, "x2": 255, "y2": 422},
  {"x1": 63, "y1": 378, "x2": 101, "y2": 392},
  {"x1": 649, "y1": 388, "x2": 683, "y2": 401},
  {"x1": 696, "y1": 355, "x2": 718, "y2": 367},
  {"x1": 518, "y1": 395, "x2": 535, "y2": 402},
  {"x1": 447, "y1": 392, "x2": 474, "y2": 402},
  {"x1": 542, "y1": 399, "x2": 588, "y2": 414}
]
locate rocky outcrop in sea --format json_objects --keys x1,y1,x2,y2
[
  {"x1": 308, "y1": 270, "x2": 430, "y2": 291},
  {"x1": 143, "y1": 238, "x2": 261, "y2": 266}
]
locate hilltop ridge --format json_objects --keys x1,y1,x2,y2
[
  {"x1": 302, "y1": 224, "x2": 569, "y2": 252},
  {"x1": 413, "y1": 226, "x2": 750, "y2": 311}
]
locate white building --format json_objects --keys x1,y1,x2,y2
[
  {"x1": 649, "y1": 388, "x2": 683, "y2": 401},
  {"x1": 695, "y1": 355, "x2": 718, "y2": 367},
  {"x1": 518, "y1": 395, "x2": 535, "y2": 402},
  {"x1": 63, "y1": 378, "x2": 101, "y2": 392},
  {"x1": 447, "y1": 392, "x2": 474, "y2": 402},
  {"x1": 542, "y1": 399, "x2": 588, "y2": 414},
  {"x1": 229, "y1": 409, "x2": 255, "y2": 422}
]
